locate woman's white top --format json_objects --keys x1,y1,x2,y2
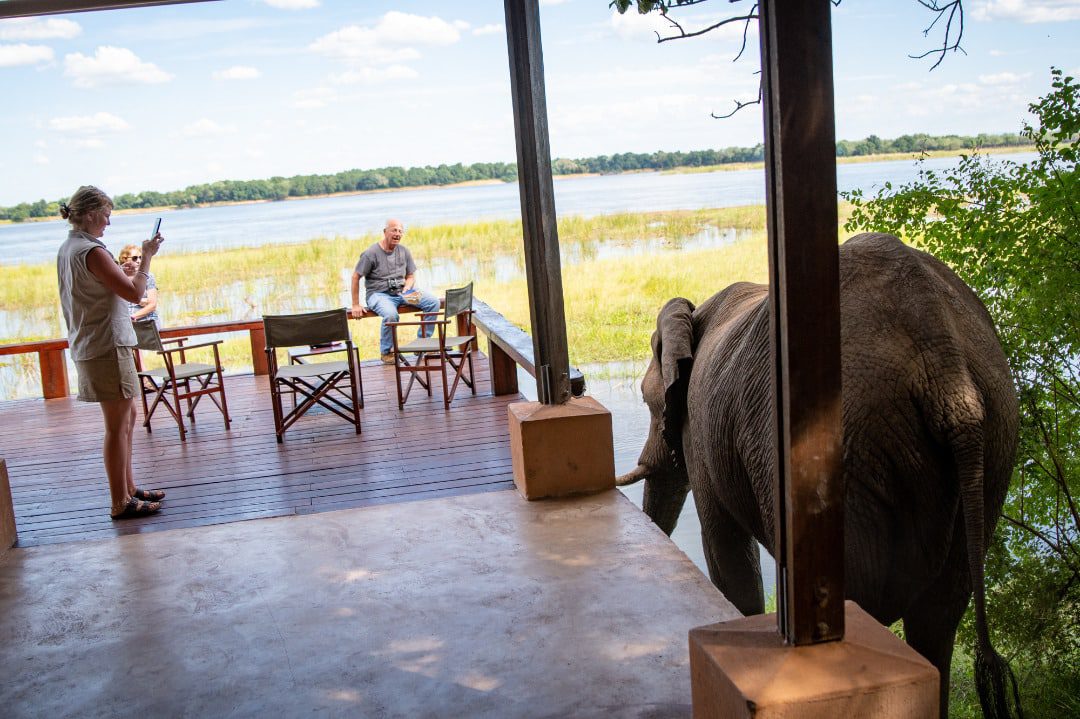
[{"x1": 56, "y1": 229, "x2": 137, "y2": 360}]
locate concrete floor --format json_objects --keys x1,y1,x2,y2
[{"x1": 0, "y1": 488, "x2": 739, "y2": 718}]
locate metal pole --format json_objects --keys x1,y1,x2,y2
[
  {"x1": 759, "y1": 0, "x2": 845, "y2": 645},
  {"x1": 503, "y1": 0, "x2": 572, "y2": 405}
]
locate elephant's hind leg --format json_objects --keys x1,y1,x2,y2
[
  {"x1": 901, "y1": 527, "x2": 971, "y2": 717},
  {"x1": 696, "y1": 491, "x2": 765, "y2": 616}
]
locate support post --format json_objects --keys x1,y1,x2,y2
[
  {"x1": 760, "y1": 0, "x2": 844, "y2": 645},
  {"x1": 249, "y1": 326, "x2": 268, "y2": 376},
  {"x1": 38, "y1": 349, "x2": 69, "y2": 399},
  {"x1": 488, "y1": 340, "x2": 519, "y2": 396},
  {"x1": 503, "y1": 0, "x2": 571, "y2": 406},
  {"x1": 0, "y1": 459, "x2": 16, "y2": 553},
  {"x1": 502, "y1": 0, "x2": 614, "y2": 499}
]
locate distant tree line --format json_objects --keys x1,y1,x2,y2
[{"x1": 1, "y1": 132, "x2": 1027, "y2": 222}]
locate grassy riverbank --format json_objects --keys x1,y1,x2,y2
[
  {"x1": 2, "y1": 203, "x2": 855, "y2": 398},
  {"x1": 0, "y1": 146, "x2": 1032, "y2": 226},
  {"x1": 665, "y1": 145, "x2": 1035, "y2": 175}
]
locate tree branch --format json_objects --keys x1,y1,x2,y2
[
  {"x1": 909, "y1": 0, "x2": 966, "y2": 70},
  {"x1": 712, "y1": 78, "x2": 761, "y2": 119}
]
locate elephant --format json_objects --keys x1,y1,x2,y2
[{"x1": 619, "y1": 233, "x2": 1020, "y2": 718}]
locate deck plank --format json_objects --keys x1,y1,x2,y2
[{"x1": 0, "y1": 356, "x2": 520, "y2": 546}]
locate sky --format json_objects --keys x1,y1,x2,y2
[{"x1": 0, "y1": 0, "x2": 1077, "y2": 206}]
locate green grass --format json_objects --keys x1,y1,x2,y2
[{"x1": 2, "y1": 203, "x2": 874, "y2": 397}]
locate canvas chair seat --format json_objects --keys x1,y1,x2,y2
[
  {"x1": 263, "y1": 308, "x2": 363, "y2": 443},
  {"x1": 398, "y1": 335, "x2": 474, "y2": 354},
  {"x1": 132, "y1": 319, "x2": 231, "y2": 442},
  {"x1": 139, "y1": 362, "x2": 217, "y2": 381},
  {"x1": 273, "y1": 360, "x2": 351, "y2": 380},
  {"x1": 388, "y1": 283, "x2": 477, "y2": 410}
]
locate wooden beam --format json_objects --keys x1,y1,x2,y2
[
  {"x1": 759, "y1": 0, "x2": 845, "y2": 645},
  {"x1": 487, "y1": 340, "x2": 520, "y2": 397},
  {"x1": 471, "y1": 298, "x2": 584, "y2": 397},
  {"x1": 38, "y1": 349, "x2": 69, "y2": 400},
  {"x1": 0, "y1": 0, "x2": 217, "y2": 19},
  {"x1": 503, "y1": 0, "x2": 572, "y2": 405}
]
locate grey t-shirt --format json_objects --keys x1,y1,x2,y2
[{"x1": 354, "y1": 243, "x2": 416, "y2": 300}]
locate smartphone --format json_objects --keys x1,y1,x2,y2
[{"x1": 150, "y1": 217, "x2": 162, "y2": 239}]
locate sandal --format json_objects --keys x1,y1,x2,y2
[
  {"x1": 133, "y1": 487, "x2": 166, "y2": 501},
  {"x1": 111, "y1": 497, "x2": 162, "y2": 520}
]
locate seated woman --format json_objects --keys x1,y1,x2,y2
[{"x1": 118, "y1": 244, "x2": 159, "y2": 325}]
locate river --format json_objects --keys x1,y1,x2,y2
[{"x1": 0, "y1": 153, "x2": 1033, "y2": 266}]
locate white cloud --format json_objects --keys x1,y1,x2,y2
[
  {"x1": 376, "y1": 12, "x2": 464, "y2": 45},
  {"x1": 0, "y1": 43, "x2": 53, "y2": 67},
  {"x1": 49, "y1": 111, "x2": 130, "y2": 134},
  {"x1": 330, "y1": 64, "x2": 418, "y2": 85},
  {"x1": 310, "y1": 25, "x2": 398, "y2": 61},
  {"x1": 213, "y1": 65, "x2": 260, "y2": 80},
  {"x1": 979, "y1": 72, "x2": 1030, "y2": 86},
  {"x1": 292, "y1": 87, "x2": 337, "y2": 109},
  {"x1": 310, "y1": 11, "x2": 465, "y2": 85},
  {"x1": 473, "y1": 24, "x2": 504, "y2": 36},
  {"x1": 0, "y1": 18, "x2": 81, "y2": 40},
  {"x1": 181, "y1": 118, "x2": 236, "y2": 137},
  {"x1": 541, "y1": 0, "x2": 573, "y2": 5},
  {"x1": 972, "y1": 0, "x2": 1080, "y2": 22},
  {"x1": 73, "y1": 138, "x2": 105, "y2": 149},
  {"x1": 33, "y1": 154, "x2": 49, "y2": 165},
  {"x1": 310, "y1": 14, "x2": 464, "y2": 59},
  {"x1": 63, "y1": 46, "x2": 172, "y2": 88},
  {"x1": 261, "y1": 0, "x2": 320, "y2": 9}
]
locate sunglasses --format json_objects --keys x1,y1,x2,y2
[{"x1": 127, "y1": 255, "x2": 142, "y2": 261}]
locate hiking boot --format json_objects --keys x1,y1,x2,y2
[{"x1": 380, "y1": 353, "x2": 395, "y2": 365}]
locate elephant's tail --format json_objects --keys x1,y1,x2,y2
[{"x1": 955, "y1": 425, "x2": 1023, "y2": 719}]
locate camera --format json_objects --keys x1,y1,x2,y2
[{"x1": 388, "y1": 277, "x2": 405, "y2": 294}]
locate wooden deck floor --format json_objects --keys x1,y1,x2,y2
[{"x1": 0, "y1": 357, "x2": 518, "y2": 547}]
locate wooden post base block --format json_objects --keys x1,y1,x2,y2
[
  {"x1": 689, "y1": 600, "x2": 938, "y2": 719},
  {"x1": 0, "y1": 459, "x2": 16, "y2": 552},
  {"x1": 508, "y1": 396, "x2": 615, "y2": 500}
]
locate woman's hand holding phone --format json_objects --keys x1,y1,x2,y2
[{"x1": 141, "y1": 217, "x2": 164, "y2": 259}]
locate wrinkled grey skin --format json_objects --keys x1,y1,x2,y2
[{"x1": 620, "y1": 234, "x2": 1018, "y2": 717}]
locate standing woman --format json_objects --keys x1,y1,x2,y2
[{"x1": 57, "y1": 186, "x2": 166, "y2": 519}]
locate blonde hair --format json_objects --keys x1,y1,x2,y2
[
  {"x1": 118, "y1": 244, "x2": 140, "y2": 263},
  {"x1": 59, "y1": 185, "x2": 113, "y2": 228}
]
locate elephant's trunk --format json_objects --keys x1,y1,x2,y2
[
  {"x1": 642, "y1": 474, "x2": 690, "y2": 537},
  {"x1": 616, "y1": 464, "x2": 650, "y2": 486},
  {"x1": 621, "y1": 462, "x2": 690, "y2": 537}
]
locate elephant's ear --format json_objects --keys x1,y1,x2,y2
[{"x1": 655, "y1": 298, "x2": 696, "y2": 464}]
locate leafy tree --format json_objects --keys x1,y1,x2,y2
[{"x1": 845, "y1": 68, "x2": 1080, "y2": 717}]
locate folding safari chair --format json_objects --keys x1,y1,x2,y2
[
  {"x1": 263, "y1": 308, "x2": 363, "y2": 443},
  {"x1": 388, "y1": 283, "x2": 476, "y2": 410},
  {"x1": 132, "y1": 319, "x2": 231, "y2": 441}
]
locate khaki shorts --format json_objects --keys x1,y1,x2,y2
[{"x1": 75, "y1": 347, "x2": 138, "y2": 402}]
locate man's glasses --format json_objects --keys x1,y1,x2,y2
[{"x1": 128, "y1": 255, "x2": 142, "y2": 261}]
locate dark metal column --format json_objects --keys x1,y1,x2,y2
[
  {"x1": 503, "y1": 0, "x2": 572, "y2": 405},
  {"x1": 759, "y1": 0, "x2": 845, "y2": 644}
]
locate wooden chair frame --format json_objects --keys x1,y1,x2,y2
[
  {"x1": 133, "y1": 320, "x2": 231, "y2": 442},
  {"x1": 388, "y1": 284, "x2": 476, "y2": 410},
  {"x1": 264, "y1": 309, "x2": 363, "y2": 443}
]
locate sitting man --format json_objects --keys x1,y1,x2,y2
[{"x1": 350, "y1": 218, "x2": 441, "y2": 364}]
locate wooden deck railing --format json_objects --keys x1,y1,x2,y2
[{"x1": 0, "y1": 298, "x2": 585, "y2": 401}]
